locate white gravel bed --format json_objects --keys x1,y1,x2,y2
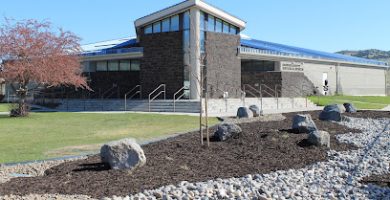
[
  {"x1": 0, "y1": 157, "x2": 87, "y2": 184},
  {"x1": 2, "y1": 117, "x2": 390, "y2": 200},
  {"x1": 114, "y1": 117, "x2": 390, "y2": 200}
]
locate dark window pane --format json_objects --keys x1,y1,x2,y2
[
  {"x1": 200, "y1": 12, "x2": 205, "y2": 31},
  {"x1": 162, "y1": 18, "x2": 170, "y2": 32},
  {"x1": 96, "y1": 61, "x2": 107, "y2": 71},
  {"x1": 207, "y1": 15, "x2": 215, "y2": 32},
  {"x1": 183, "y1": 30, "x2": 190, "y2": 52},
  {"x1": 144, "y1": 25, "x2": 153, "y2": 34},
  {"x1": 119, "y1": 60, "x2": 131, "y2": 71},
  {"x1": 230, "y1": 25, "x2": 237, "y2": 35},
  {"x1": 153, "y1": 22, "x2": 161, "y2": 33},
  {"x1": 223, "y1": 22, "x2": 229, "y2": 34},
  {"x1": 200, "y1": 31, "x2": 205, "y2": 52},
  {"x1": 108, "y1": 60, "x2": 119, "y2": 71},
  {"x1": 171, "y1": 15, "x2": 179, "y2": 31},
  {"x1": 183, "y1": 11, "x2": 190, "y2": 30},
  {"x1": 215, "y1": 18, "x2": 222, "y2": 33},
  {"x1": 131, "y1": 60, "x2": 141, "y2": 71}
]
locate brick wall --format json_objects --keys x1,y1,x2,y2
[
  {"x1": 139, "y1": 31, "x2": 184, "y2": 99},
  {"x1": 204, "y1": 32, "x2": 241, "y2": 99},
  {"x1": 241, "y1": 71, "x2": 317, "y2": 97}
]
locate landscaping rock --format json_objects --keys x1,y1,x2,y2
[
  {"x1": 343, "y1": 103, "x2": 357, "y2": 113},
  {"x1": 214, "y1": 123, "x2": 242, "y2": 141},
  {"x1": 308, "y1": 130, "x2": 330, "y2": 148},
  {"x1": 237, "y1": 107, "x2": 253, "y2": 119},
  {"x1": 292, "y1": 114, "x2": 318, "y2": 133},
  {"x1": 249, "y1": 105, "x2": 261, "y2": 117},
  {"x1": 100, "y1": 138, "x2": 146, "y2": 170},
  {"x1": 319, "y1": 104, "x2": 342, "y2": 122},
  {"x1": 337, "y1": 104, "x2": 346, "y2": 113}
]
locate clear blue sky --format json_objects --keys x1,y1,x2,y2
[{"x1": 0, "y1": 0, "x2": 389, "y2": 52}]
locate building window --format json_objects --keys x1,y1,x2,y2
[
  {"x1": 170, "y1": 15, "x2": 179, "y2": 31},
  {"x1": 119, "y1": 60, "x2": 131, "y2": 71},
  {"x1": 153, "y1": 22, "x2": 161, "y2": 33},
  {"x1": 108, "y1": 60, "x2": 119, "y2": 71},
  {"x1": 215, "y1": 18, "x2": 222, "y2": 33},
  {"x1": 183, "y1": 11, "x2": 190, "y2": 30},
  {"x1": 200, "y1": 12, "x2": 206, "y2": 31},
  {"x1": 223, "y1": 22, "x2": 229, "y2": 34},
  {"x1": 162, "y1": 18, "x2": 170, "y2": 32},
  {"x1": 96, "y1": 61, "x2": 107, "y2": 71},
  {"x1": 131, "y1": 60, "x2": 141, "y2": 71},
  {"x1": 207, "y1": 15, "x2": 215, "y2": 32},
  {"x1": 183, "y1": 30, "x2": 190, "y2": 52},
  {"x1": 230, "y1": 25, "x2": 237, "y2": 35},
  {"x1": 144, "y1": 25, "x2": 153, "y2": 34},
  {"x1": 200, "y1": 31, "x2": 205, "y2": 52}
]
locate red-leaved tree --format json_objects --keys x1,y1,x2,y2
[{"x1": 0, "y1": 19, "x2": 88, "y2": 116}]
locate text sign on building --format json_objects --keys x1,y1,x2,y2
[{"x1": 280, "y1": 62, "x2": 304, "y2": 72}]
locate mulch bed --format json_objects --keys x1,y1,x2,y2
[
  {"x1": 0, "y1": 110, "x2": 385, "y2": 198},
  {"x1": 344, "y1": 110, "x2": 390, "y2": 119},
  {"x1": 361, "y1": 174, "x2": 390, "y2": 188}
]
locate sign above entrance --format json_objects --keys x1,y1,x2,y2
[{"x1": 280, "y1": 62, "x2": 304, "y2": 72}]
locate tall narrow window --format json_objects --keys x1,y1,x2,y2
[
  {"x1": 131, "y1": 60, "x2": 141, "y2": 71},
  {"x1": 223, "y1": 22, "x2": 229, "y2": 34},
  {"x1": 162, "y1": 18, "x2": 170, "y2": 32},
  {"x1": 119, "y1": 60, "x2": 131, "y2": 71},
  {"x1": 183, "y1": 11, "x2": 190, "y2": 30},
  {"x1": 170, "y1": 15, "x2": 179, "y2": 31},
  {"x1": 200, "y1": 31, "x2": 205, "y2": 52},
  {"x1": 183, "y1": 30, "x2": 190, "y2": 52},
  {"x1": 144, "y1": 25, "x2": 152, "y2": 34},
  {"x1": 153, "y1": 22, "x2": 161, "y2": 33},
  {"x1": 108, "y1": 60, "x2": 119, "y2": 71},
  {"x1": 200, "y1": 12, "x2": 206, "y2": 31},
  {"x1": 207, "y1": 15, "x2": 215, "y2": 32},
  {"x1": 215, "y1": 18, "x2": 222, "y2": 33},
  {"x1": 96, "y1": 61, "x2": 107, "y2": 71}
]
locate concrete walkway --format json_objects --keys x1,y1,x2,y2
[{"x1": 381, "y1": 105, "x2": 390, "y2": 111}]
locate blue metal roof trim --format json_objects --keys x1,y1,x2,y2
[
  {"x1": 241, "y1": 38, "x2": 388, "y2": 67},
  {"x1": 109, "y1": 38, "x2": 138, "y2": 49}
]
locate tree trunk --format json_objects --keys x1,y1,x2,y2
[{"x1": 12, "y1": 87, "x2": 29, "y2": 117}]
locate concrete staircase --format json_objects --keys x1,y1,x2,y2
[{"x1": 54, "y1": 99, "x2": 201, "y2": 113}]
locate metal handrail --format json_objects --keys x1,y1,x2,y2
[
  {"x1": 124, "y1": 85, "x2": 141, "y2": 111},
  {"x1": 243, "y1": 84, "x2": 261, "y2": 98},
  {"x1": 101, "y1": 85, "x2": 117, "y2": 99},
  {"x1": 260, "y1": 84, "x2": 275, "y2": 97},
  {"x1": 173, "y1": 86, "x2": 188, "y2": 112},
  {"x1": 148, "y1": 84, "x2": 166, "y2": 112}
]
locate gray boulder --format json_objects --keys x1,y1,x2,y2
[
  {"x1": 319, "y1": 104, "x2": 342, "y2": 122},
  {"x1": 214, "y1": 123, "x2": 242, "y2": 141},
  {"x1": 237, "y1": 107, "x2": 253, "y2": 118},
  {"x1": 101, "y1": 138, "x2": 146, "y2": 170},
  {"x1": 343, "y1": 103, "x2": 357, "y2": 113},
  {"x1": 308, "y1": 130, "x2": 330, "y2": 148},
  {"x1": 249, "y1": 105, "x2": 261, "y2": 117},
  {"x1": 292, "y1": 114, "x2": 318, "y2": 133}
]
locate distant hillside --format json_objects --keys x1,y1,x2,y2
[{"x1": 337, "y1": 49, "x2": 390, "y2": 63}]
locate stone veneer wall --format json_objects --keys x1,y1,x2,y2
[
  {"x1": 204, "y1": 32, "x2": 241, "y2": 99},
  {"x1": 241, "y1": 71, "x2": 317, "y2": 97},
  {"x1": 139, "y1": 31, "x2": 184, "y2": 99}
]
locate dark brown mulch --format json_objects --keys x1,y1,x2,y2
[
  {"x1": 344, "y1": 110, "x2": 390, "y2": 119},
  {"x1": 0, "y1": 111, "x2": 375, "y2": 198},
  {"x1": 361, "y1": 174, "x2": 390, "y2": 188}
]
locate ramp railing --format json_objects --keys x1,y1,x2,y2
[{"x1": 148, "y1": 84, "x2": 166, "y2": 112}]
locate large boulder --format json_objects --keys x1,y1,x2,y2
[
  {"x1": 214, "y1": 123, "x2": 242, "y2": 141},
  {"x1": 343, "y1": 103, "x2": 357, "y2": 113},
  {"x1": 237, "y1": 107, "x2": 253, "y2": 119},
  {"x1": 292, "y1": 114, "x2": 318, "y2": 133},
  {"x1": 100, "y1": 138, "x2": 146, "y2": 170},
  {"x1": 308, "y1": 130, "x2": 330, "y2": 148},
  {"x1": 319, "y1": 104, "x2": 342, "y2": 122},
  {"x1": 249, "y1": 105, "x2": 262, "y2": 117}
]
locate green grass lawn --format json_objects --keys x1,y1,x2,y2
[
  {"x1": 0, "y1": 103, "x2": 12, "y2": 112},
  {"x1": 308, "y1": 96, "x2": 390, "y2": 109},
  {"x1": 0, "y1": 112, "x2": 218, "y2": 163}
]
